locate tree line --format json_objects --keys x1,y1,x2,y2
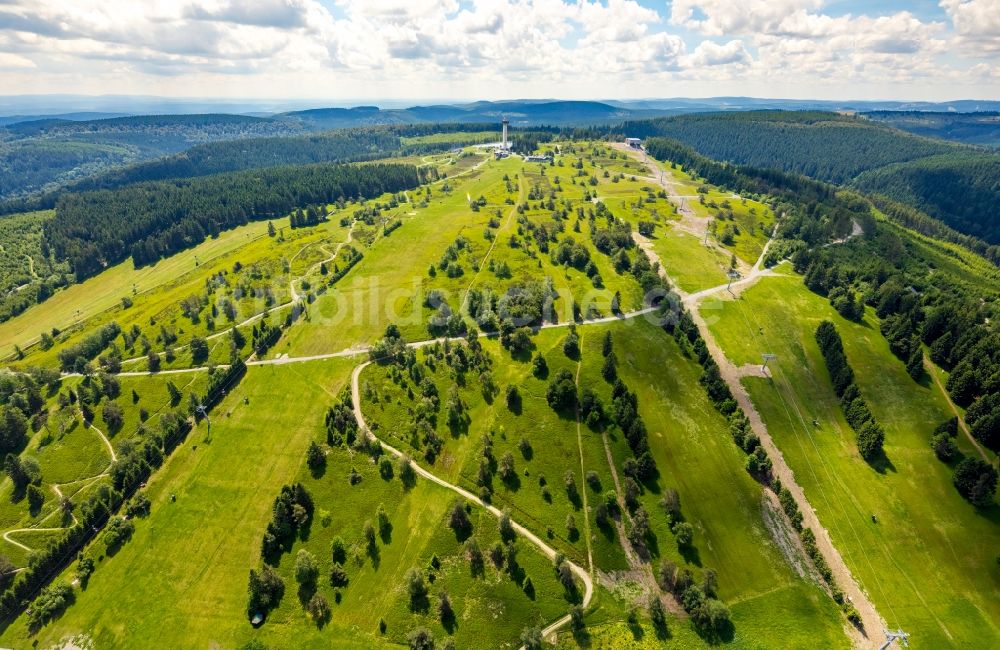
[
  {"x1": 623, "y1": 111, "x2": 956, "y2": 184},
  {"x1": 45, "y1": 162, "x2": 423, "y2": 279},
  {"x1": 815, "y1": 321, "x2": 886, "y2": 462},
  {"x1": 645, "y1": 135, "x2": 1000, "y2": 478}
]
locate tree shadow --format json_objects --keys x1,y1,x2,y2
[
  {"x1": 297, "y1": 582, "x2": 317, "y2": 607},
  {"x1": 628, "y1": 617, "x2": 645, "y2": 641},
  {"x1": 643, "y1": 530, "x2": 660, "y2": 558},
  {"x1": 510, "y1": 346, "x2": 534, "y2": 363},
  {"x1": 409, "y1": 592, "x2": 430, "y2": 614},
  {"x1": 367, "y1": 539, "x2": 381, "y2": 569},
  {"x1": 441, "y1": 607, "x2": 457, "y2": 634},
  {"x1": 652, "y1": 613, "x2": 671, "y2": 640},
  {"x1": 866, "y1": 451, "x2": 896, "y2": 475},
  {"x1": 597, "y1": 519, "x2": 616, "y2": 542},
  {"x1": 501, "y1": 473, "x2": 521, "y2": 492},
  {"x1": 379, "y1": 522, "x2": 393, "y2": 545},
  {"x1": 678, "y1": 542, "x2": 701, "y2": 567},
  {"x1": 508, "y1": 396, "x2": 522, "y2": 416},
  {"x1": 309, "y1": 461, "x2": 327, "y2": 480},
  {"x1": 695, "y1": 618, "x2": 736, "y2": 645}
]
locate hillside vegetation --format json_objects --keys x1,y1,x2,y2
[
  {"x1": 623, "y1": 111, "x2": 1000, "y2": 246},
  {"x1": 0, "y1": 128, "x2": 997, "y2": 649},
  {"x1": 621, "y1": 111, "x2": 957, "y2": 183},
  {"x1": 853, "y1": 153, "x2": 1000, "y2": 243},
  {"x1": 0, "y1": 114, "x2": 302, "y2": 200},
  {"x1": 864, "y1": 111, "x2": 1000, "y2": 148}
]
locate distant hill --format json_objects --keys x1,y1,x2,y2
[
  {"x1": 277, "y1": 100, "x2": 667, "y2": 129},
  {"x1": 0, "y1": 101, "x2": 656, "y2": 200},
  {"x1": 621, "y1": 110, "x2": 1000, "y2": 245},
  {"x1": 862, "y1": 111, "x2": 1000, "y2": 148},
  {"x1": 619, "y1": 111, "x2": 959, "y2": 183},
  {"x1": 0, "y1": 112, "x2": 132, "y2": 126},
  {"x1": 0, "y1": 113, "x2": 304, "y2": 200}
]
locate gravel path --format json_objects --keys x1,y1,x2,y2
[{"x1": 623, "y1": 144, "x2": 884, "y2": 647}]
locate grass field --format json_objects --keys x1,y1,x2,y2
[
  {"x1": 2, "y1": 138, "x2": 980, "y2": 649},
  {"x1": 246, "y1": 393, "x2": 574, "y2": 648},
  {"x1": 587, "y1": 318, "x2": 846, "y2": 647},
  {"x1": 0, "y1": 359, "x2": 360, "y2": 648},
  {"x1": 704, "y1": 274, "x2": 1000, "y2": 648},
  {"x1": 280, "y1": 146, "x2": 654, "y2": 358},
  {"x1": 0, "y1": 370, "x2": 210, "y2": 567},
  {"x1": 359, "y1": 315, "x2": 847, "y2": 647}
]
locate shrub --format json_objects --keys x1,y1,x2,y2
[
  {"x1": 27, "y1": 581, "x2": 73, "y2": 629},
  {"x1": 546, "y1": 369, "x2": 577, "y2": 411},
  {"x1": 295, "y1": 549, "x2": 319, "y2": 585},
  {"x1": 954, "y1": 458, "x2": 998, "y2": 506},
  {"x1": 307, "y1": 593, "x2": 330, "y2": 623}
]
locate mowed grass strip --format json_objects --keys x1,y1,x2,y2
[{"x1": 706, "y1": 274, "x2": 1000, "y2": 648}]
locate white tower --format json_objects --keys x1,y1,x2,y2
[{"x1": 502, "y1": 116, "x2": 509, "y2": 150}]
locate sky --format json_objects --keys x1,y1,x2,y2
[{"x1": 0, "y1": 0, "x2": 998, "y2": 103}]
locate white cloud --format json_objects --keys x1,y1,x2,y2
[
  {"x1": 0, "y1": 0, "x2": 994, "y2": 100},
  {"x1": 0, "y1": 51, "x2": 35, "y2": 69},
  {"x1": 685, "y1": 40, "x2": 751, "y2": 67},
  {"x1": 941, "y1": 0, "x2": 1000, "y2": 53}
]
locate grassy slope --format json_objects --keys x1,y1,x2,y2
[
  {"x1": 0, "y1": 371, "x2": 210, "y2": 565},
  {"x1": 596, "y1": 318, "x2": 845, "y2": 648},
  {"x1": 280, "y1": 149, "x2": 652, "y2": 358},
  {"x1": 361, "y1": 317, "x2": 847, "y2": 648},
  {"x1": 705, "y1": 274, "x2": 1000, "y2": 648},
  {"x1": 248, "y1": 404, "x2": 572, "y2": 649},
  {"x1": 0, "y1": 359, "x2": 359, "y2": 648}
]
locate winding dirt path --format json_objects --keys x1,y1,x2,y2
[
  {"x1": 572, "y1": 337, "x2": 594, "y2": 575},
  {"x1": 350, "y1": 361, "x2": 594, "y2": 644},
  {"x1": 84, "y1": 416, "x2": 117, "y2": 463}
]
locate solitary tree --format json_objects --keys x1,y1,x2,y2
[
  {"x1": 294, "y1": 549, "x2": 319, "y2": 586},
  {"x1": 405, "y1": 568, "x2": 428, "y2": 610}
]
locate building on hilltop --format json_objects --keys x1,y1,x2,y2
[
  {"x1": 494, "y1": 116, "x2": 511, "y2": 159},
  {"x1": 625, "y1": 137, "x2": 642, "y2": 148}
]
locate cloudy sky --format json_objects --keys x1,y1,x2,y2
[{"x1": 0, "y1": 0, "x2": 997, "y2": 102}]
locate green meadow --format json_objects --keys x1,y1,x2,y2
[{"x1": 705, "y1": 274, "x2": 1000, "y2": 648}]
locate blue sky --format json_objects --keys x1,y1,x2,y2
[{"x1": 0, "y1": 0, "x2": 997, "y2": 101}]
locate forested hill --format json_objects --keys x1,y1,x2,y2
[
  {"x1": 620, "y1": 111, "x2": 958, "y2": 183},
  {"x1": 0, "y1": 113, "x2": 303, "y2": 201},
  {"x1": 45, "y1": 162, "x2": 423, "y2": 278},
  {"x1": 0, "y1": 124, "x2": 499, "y2": 216},
  {"x1": 854, "y1": 153, "x2": 1000, "y2": 244},
  {"x1": 863, "y1": 111, "x2": 1000, "y2": 148},
  {"x1": 623, "y1": 111, "x2": 1000, "y2": 245}
]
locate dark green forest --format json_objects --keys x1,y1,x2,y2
[
  {"x1": 853, "y1": 153, "x2": 1000, "y2": 243},
  {"x1": 626, "y1": 111, "x2": 1000, "y2": 246},
  {"x1": 0, "y1": 114, "x2": 303, "y2": 200},
  {"x1": 622, "y1": 112, "x2": 956, "y2": 183},
  {"x1": 45, "y1": 162, "x2": 423, "y2": 278},
  {"x1": 863, "y1": 111, "x2": 1000, "y2": 148}
]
